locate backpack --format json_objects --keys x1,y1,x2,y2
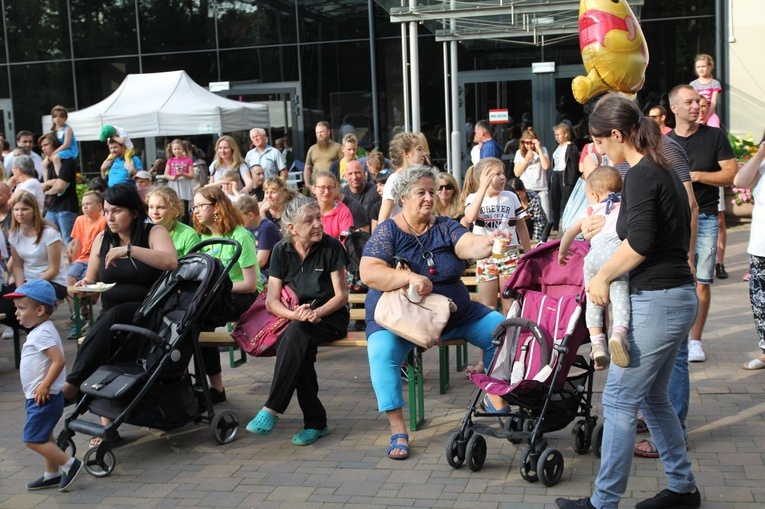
[{"x1": 343, "y1": 228, "x2": 370, "y2": 293}]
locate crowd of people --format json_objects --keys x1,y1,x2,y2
[{"x1": 1, "y1": 55, "x2": 763, "y2": 507}]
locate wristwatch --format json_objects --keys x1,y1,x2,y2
[{"x1": 126, "y1": 243, "x2": 132, "y2": 258}]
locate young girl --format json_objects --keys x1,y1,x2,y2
[
  {"x1": 49, "y1": 106, "x2": 78, "y2": 177},
  {"x1": 145, "y1": 186, "x2": 200, "y2": 258},
  {"x1": 463, "y1": 157, "x2": 531, "y2": 316},
  {"x1": 557, "y1": 165, "x2": 630, "y2": 369},
  {"x1": 164, "y1": 140, "x2": 195, "y2": 217},
  {"x1": 690, "y1": 53, "x2": 722, "y2": 128}
]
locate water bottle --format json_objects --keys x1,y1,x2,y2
[{"x1": 492, "y1": 214, "x2": 512, "y2": 258}]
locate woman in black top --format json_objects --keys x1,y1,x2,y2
[
  {"x1": 556, "y1": 95, "x2": 701, "y2": 509},
  {"x1": 64, "y1": 184, "x2": 178, "y2": 400},
  {"x1": 245, "y1": 195, "x2": 349, "y2": 446}
]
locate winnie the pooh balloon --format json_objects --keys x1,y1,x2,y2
[{"x1": 573, "y1": 0, "x2": 649, "y2": 104}]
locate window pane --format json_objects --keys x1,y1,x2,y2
[
  {"x1": 219, "y1": 47, "x2": 299, "y2": 83},
  {"x1": 6, "y1": 0, "x2": 70, "y2": 61},
  {"x1": 299, "y1": 0, "x2": 371, "y2": 42},
  {"x1": 74, "y1": 58, "x2": 141, "y2": 111},
  {"x1": 141, "y1": 52, "x2": 218, "y2": 87},
  {"x1": 217, "y1": 0, "x2": 298, "y2": 48},
  {"x1": 11, "y1": 62, "x2": 74, "y2": 135},
  {"x1": 139, "y1": 0, "x2": 216, "y2": 53},
  {"x1": 70, "y1": 0, "x2": 139, "y2": 58}
]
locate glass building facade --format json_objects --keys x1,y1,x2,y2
[{"x1": 0, "y1": 0, "x2": 716, "y2": 173}]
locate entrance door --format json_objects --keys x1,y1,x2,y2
[
  {"x1": 459, "y1": 65, "x2": 584, "y2": 174},
  {"x1": 0, "y1": 99, "x2": 15, "y2": 144},
  {"x1": 220, "y1": 81, "x2": 303, "y2": 173}
]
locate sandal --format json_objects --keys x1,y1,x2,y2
[
  {"x1": 634, "y1": 439, "x2": 659, "y2": 458},
  {"x1": 89, "y1": 432, "x2": 122, "y2": 448},
  {"x1": 481, "y1": 394, "x2": 512, "y2": 427},
  {"x1": 636, "y1": 417, "x2": 649, "y2": 434},
  {"x1": 245, "y1": 409, "x2": 279, "y2": 435},
  {"x1": 387, "y1": 433, "x2": 410, "y2": 460},
  {"x1": 292, "y1": 426, "x2": 330, "y2": 446},
  {"x1": 464, "y1": 362, "x2": 485, "y2": 379},
  {"x1": 742, "y1": 358, "x2": 765, "y2": 370}
]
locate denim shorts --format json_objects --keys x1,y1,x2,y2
[
  {"x1": 66, "y1": 261, "x2": 88, "y2": 280},
  {"x1": 694, "y1": 213, "x2": 719, "y2": 285},
  {"x1": 23, "y1": 392, "x2": 64, "y2": 443}
]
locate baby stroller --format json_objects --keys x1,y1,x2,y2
[
  {"x1": 445, "y1": 239, "x2": 599, "y2": 487},
  {"x1": 57, "y1": 239, "x2": 242, "y2": 477}
]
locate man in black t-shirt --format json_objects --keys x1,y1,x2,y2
[
  {"x1": 40, "y1": 133, "x2": 79, "y2": 245},
  {"x1": 340, "y1": 160, "x2": 381, "y2": 223},
  {"x1": 668, "y1": 85, "x2": 736, "y2": 365}
]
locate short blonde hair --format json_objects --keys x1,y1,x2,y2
[{"x1": 145, "y1": 185, "x2": 184, "y2": 220}]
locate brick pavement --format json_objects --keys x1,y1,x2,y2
[{"x1": 0, "y1": 224, "x2": 763, "y2": 508}]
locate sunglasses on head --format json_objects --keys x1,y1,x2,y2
[{"x1": 438, "y1": 184, "x2": 455, "y2": 191}]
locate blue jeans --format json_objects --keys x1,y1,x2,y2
[
  {"x1": 694, "y1": 213, "x2": 719, "y2": 285},
  {"x1": 591, "y1": 285, "x2": 699, "y2": 509},
  {"x1": 367, "y1": 311, "x2": 503, "y2": 412},
  {"x1": 45, "y1": 210, "x2": 78, "y2": 246}
]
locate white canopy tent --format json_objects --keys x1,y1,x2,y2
[{"x1": 41, "y1": 70, "x2": 269, "y2": 139}]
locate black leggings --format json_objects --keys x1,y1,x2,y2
[
  {"x1": 199, "y1": 292, "x2": 256, "y2": 377},
  {"x1": 265, "y1": 307, "x2": 349, "y2": 429}
]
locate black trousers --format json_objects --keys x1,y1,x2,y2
[
  {"x1": 265, "y1": 307, "x2": 349, "y2": 429},
  {"x1": 66, "y1": 302, "x2": 143, "y2": 386},
  {"x1": 199, "y1": 292, "x2": 256, "y2": 376}
]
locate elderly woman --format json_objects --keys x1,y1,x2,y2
[
  {"x1": 246, "y1": 196, "x2": 349, "y2": 446},
  {"x1": 259, "y1": 176, "x2": 295, "y2": 228},
  {"x1": 556, "y1": 95, "x2": 699, "y2": 509},
  {"x1": 62, "y1": 184, "x2": 178, "y2": 401},
  {"x1": 360, "y1": 165, "x2": 506, "y2": 460}
]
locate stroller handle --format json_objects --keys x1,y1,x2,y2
[
  {"x1": 187, "y1": 238, "x2": 242, "y2": 276},
  {"x1": 110, "y1": 324, "x2": 169, "y2": 351}
]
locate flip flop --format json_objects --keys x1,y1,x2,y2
[
  {"x1": 387, "y1": 433, "x2": 410, "y2": 460},
  {"x1": 636, "y1": 417, "x2": 649, "y2": 434},
  {"x1": 634, "y1": 439, "x2": 659, "y2": 458},
  {"x1": 89, "y1": 432, "x2": 121, "y2": 448},
  {"x1": 292, "y1": 426, "x2": 330, "y2": 446},
  {"x1": 481, "y1": 394, "x2": 512, "y2": 427},
  {"x1": 245, "y1": 409, "x2": 279, "y2": 435},
  {"x1": 742, "y1": 358, "x2": 765, "y2": 370},
  {"x1": 464, "y1": 362, "x2": 485, "y2": 379}
]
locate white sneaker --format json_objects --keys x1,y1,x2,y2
[
  {"x1": 1, "y1": 327, "x2": 13, "y2": 340},
  {"x1": 688, "y1": 340, "x2": 706, "y2": 362}
]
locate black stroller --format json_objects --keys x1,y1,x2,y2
[
  {"x1": 57, "y1": 239, "x2": 242, "y2": 477},
  {"x1": 445, "y1": 240, "x2": 601, "y2": 486}
]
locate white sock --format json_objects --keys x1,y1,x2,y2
[
  {"x1": 62, "y1": 457, "x2": 75, "y2": 471},
  {"x1": 689, "y1": 339, "x2": 701, "y2": 344},
  {"x1": 43, "y1": 470, "x2": 59, "y2": 480}
]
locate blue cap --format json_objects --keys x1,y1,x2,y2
[{"x1": 4, "y1": 279, "x2": 57, "y2": 307}]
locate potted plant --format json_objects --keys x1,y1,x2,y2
[{"x1": 725, "y1": 134, "x2": 757, "y2": 222}]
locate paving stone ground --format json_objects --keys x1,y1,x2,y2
[{"x1": 1, "y1": 224, "x2": 763, "y2": 508}]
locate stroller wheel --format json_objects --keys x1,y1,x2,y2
[
  {"x1": 83, "y1": 446, "x2": 116, "y2": 477},
  {"x1": 465, "y1": 434, "x2": 487, "y2": 472},
  {"x1": 537, "y1": 448, "x2": 564, "y2": 486},
  {"x1": 571, "y1": 419, "x2": 592, "y2": 454},
  {"x1": 445, "y1": 432, "x2": 465, "y2": 469},
  {"x1": 593, "y1": 422, "x2": 605, "y2": 458},
  {"x1": 211, "y1": 410, "x2": 239, "y2": 444},
  {"x1": 519, "y1": 446, "x2": 539, "y2": 483}
]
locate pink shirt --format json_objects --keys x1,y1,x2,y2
[{"x1": 321, "y1": 201, "x2": 354, "y2": 239}]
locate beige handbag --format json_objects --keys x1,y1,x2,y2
[{"x1": 374, "y1": 259, "x2": 456, "y2": 349}]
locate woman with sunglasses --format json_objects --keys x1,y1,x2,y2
[
  {"x1": 433, "y1": 172, "x2": 464, "y2": 221},
  {"x1": 513, "y1": 130, "x2": 551, "y2": 239}
]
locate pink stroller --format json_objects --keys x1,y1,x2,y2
[{"x1": 445, "y1": 240, "x2": 600, "y2": 486}]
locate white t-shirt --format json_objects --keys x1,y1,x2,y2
[
  {"x1": 20, "y1": 320, "x2": 66, "y2": 399},
  {"x1": 17, "y1": 178, "x2": 45, "y2": 210},
  {"x1": 9, "y1": 226, "x2": 67, "y2": 286},
  {"x1": 465, "y1": 190, "x2": 527, "y2": 244},
  {"x1": 209, "y1": 161, "x2": 250, "y2": 183},
  {"x1": 513, "y1": 146, "x2": 550, "y2": 191},
  {"x1": 552, "y1": 144, "x2": 568, "y2": 172},
  {"x1": 748, "y1": 160, "x2": 765, "y2": 257},
  {"x1": 381, "y1": 171, "x2": 402, "y2": 219},
  {"x1": 115, "y1": 126, "x2": 134, "y2": 149},
  {"x1": 4, "y1": 152, "x2": 44, "y2": 180}
]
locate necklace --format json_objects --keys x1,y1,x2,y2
[{"x1": 402, "y1": 215, "x2": 435, "y2": 274}]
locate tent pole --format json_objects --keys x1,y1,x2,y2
[{"x1": 408, "y1": 0, "x2": 420, "y2": 132}]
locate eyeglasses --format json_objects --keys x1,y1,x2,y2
[
  {"x1": 438, "y1": 184, "x2": 455, "y2": 191},
  {"x1": 191, "y1": 203, "x2": 214, "y2": 212},
  {"x1": 313, "y1": 185, "x2": 335, "y2": 193}
]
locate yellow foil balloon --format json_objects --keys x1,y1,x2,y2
[{"x1": 573, "y1": 0, "x2": 649, "y2": 104}]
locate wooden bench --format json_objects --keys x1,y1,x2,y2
[{"x1": 67, "y1": 286, "x2": 95, "y2": 340}]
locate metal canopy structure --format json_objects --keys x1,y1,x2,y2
[{"x1": 380, "y1": 0, "x2": 644, "y2": 179}]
